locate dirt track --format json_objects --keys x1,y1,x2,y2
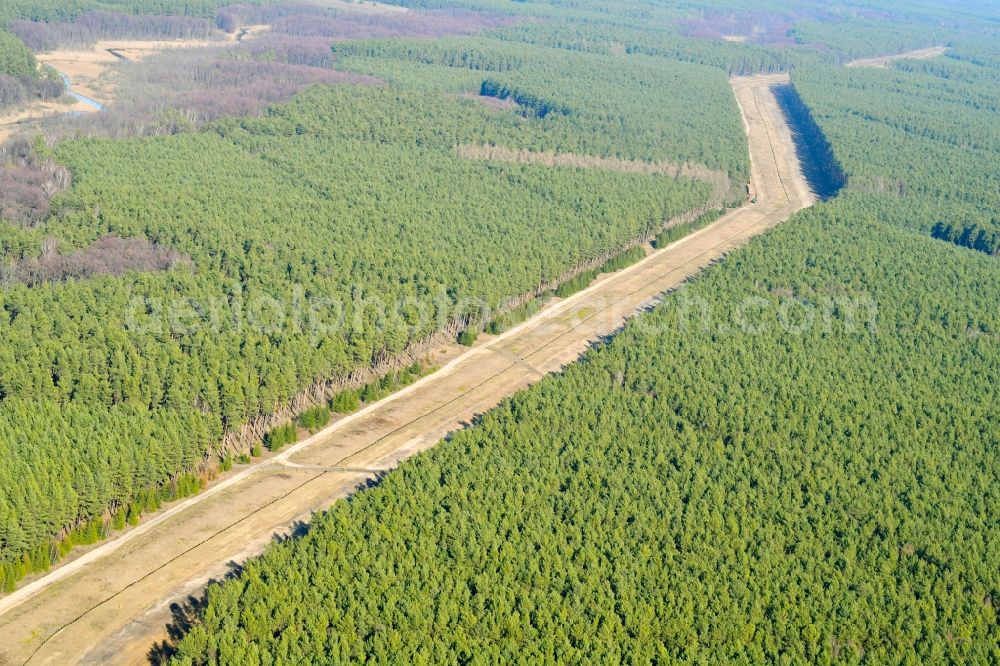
[
  {"x1": 846, "y1": 45, "x2": 948, "y2": 68},
  {"x1": 0, "y1": 74, "x2": 813, "y2": 666}
]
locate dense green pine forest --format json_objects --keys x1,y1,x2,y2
[
  {"x1": 792, "y1": 49, "x2": 999, "y2": 246},
  {"x1": 0, "y1": 30, "x2": 35, "y2": 79},
  {"x1": 0, "y1": 28, "x2": 47, "y2": 109},
  {"x1": 0, "y1": 0, "x2": 997, "y2": 651},
  {"x1": 1, "y1": 0, "x2": 750, "y2": 588},
  {"x1": 161, "y1": 5, "x2": 997, "y2": 664},
  {"x1": 0, "y1": 88, "x2": 713, "y2": 585},
  {"x1": 171, "y1": 211, "x2": 1000, "y2": 664},
  {"x1": 0, "y1": 0, "x2": 262, "y2": 22}
]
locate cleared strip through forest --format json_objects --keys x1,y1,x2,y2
[
  {"x1": 846, "y1": 45, "x2": 948, "y2": 68},
  {"x1": 0, "y1": 74, "x2": 814, "y2": 666},
  {"x1": 454, "y1": 144, "x2": 732, "y2": 203}
]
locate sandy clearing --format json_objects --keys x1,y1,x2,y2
[
  {"x1": 316, "y1": 0, "x2": 410, "y2": 13},
  {"x1": 846, "y1": 45, "x2": 948, "y2": 68},
  {"x1": 35, "y1": 36, "x2": 238, "y2": 104},
  {"x1": 230, "y1": 24, "x2": 270, "y2": 44},
  {"x1": 1, "y1": 29, "x2": 272, "y2": 141},
  {"x1": 0, "y1": 74, "x2": 813, "y2": 666},
  {"x1": 0, "y1": 98, "x2": 93, "y2": 142}
]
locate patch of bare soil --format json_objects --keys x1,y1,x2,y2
[
  {"x1": 230, "y1": 24, "x2": 270, "y2": 43},
  {"x1": 476, "y1": 95, "x2": 519, "y2": 111},
  {"x1": 460, "y1": 92, "x2": 521, "y2": 112},
  {"x1": 317, "y1": 0, "x2": 410, "y2": 13},
  {"x1": 846, "y1": 45, "x2": 948, "y2": 68},
  {"x1": 682, "y1": 11, "x2": 799, "y2": 47}
]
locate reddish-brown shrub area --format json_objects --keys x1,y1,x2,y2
[
  {"x1": 270, "y1": 8, "x2": 516, "y2": 40},
  {"x1": 10, "y1": 11, "x2": 220, "y2": 52},
  {"x1": 0, "y1": 74, "x2": 26, "y2": 108},
  {"x1": 243, "y1": 34, "x2": 338, "y2": 67},
  {"x1": 219, "y1": 2, "x2": 515, "y2": 39},
  {"x1": 5, "y1": 3, "x2": 514, "y2": 141},
  {"x1": 13, "y1": 236, "x2": 187, "y2": 286},
  {"x1": 680, "y1": 11, "x2": 818, "y2": 47},
  {"x1": 30, "y1": 48, "x2": 381, "y2": 139},
  {"x1": 218, "y1": 2, "x2": 328, "y2": 26},
  {"x1": 0, "y1": 141, "x2": 71, "y2": 227},
  {"x1": 117, "y1": 50, "x2": 380, "y2": 129},
  {"x1": 0, "y1": 167, "x2": 52, "y2": 225},
  {"x1": 159, "y1": 60, "x2": 379, "y2": 122}
]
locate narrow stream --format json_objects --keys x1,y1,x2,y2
[{"x1": 56, "y1": 71, "x2": 104, "y2": 111}]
